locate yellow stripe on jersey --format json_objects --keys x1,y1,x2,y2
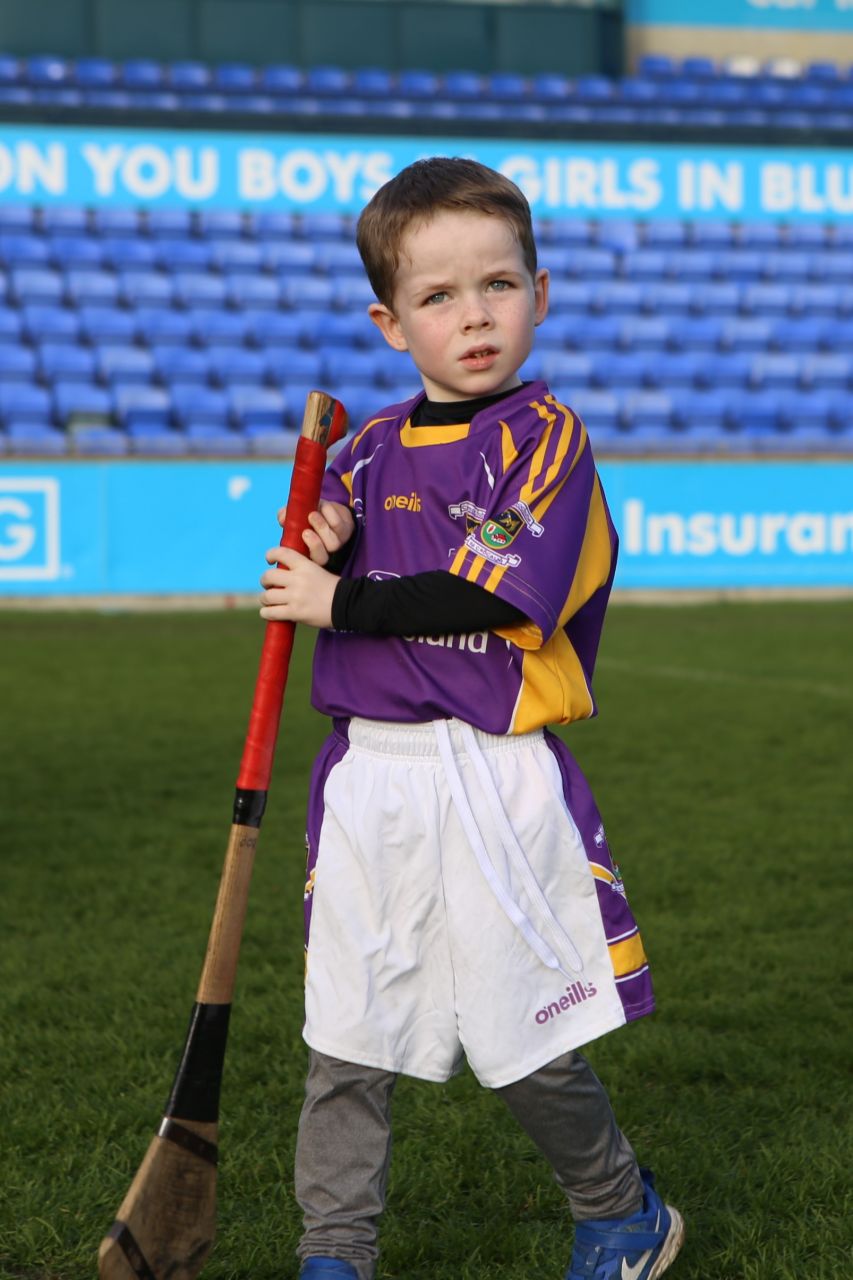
[
  {"x1": 554, "y1": 475, "x2": 613, "y2": 630},
  {"x1": 449, "y1": 545, "x2": 469, "y2": 576},
  {"x1": 520, "y1": 399, "x2": 583, "y2": 521},
  {"x1": 484, "y1": 563, "x2": 507, "y2": 593},
  {"x1": 466, "y1": 555, "x2": 487, "y2": 583},
  {"x1": 608, "y1": 932, "x2": 648, "y2": 978},
  {"x1": 500, "y1": 418, "x2": 519, "y2": 473},
  {"x1": 510, "y1": 630, "x2": 594, "y2": 732},
  {"x1": 400, "y1": 420, "x2": 471, "y2": 447},
  {"x1": 340, "y1": 414, "x2": 397, "y2": 497}
]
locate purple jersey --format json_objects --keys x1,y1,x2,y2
[{"x1": 312, "y1": 380, "x2": 618, "y2": 736}]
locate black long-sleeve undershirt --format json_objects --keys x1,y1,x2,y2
[{"x1": 328, "y1": 385, "x2": 530, "y2": 637}]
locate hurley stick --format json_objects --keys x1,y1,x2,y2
[{"x1": 99, "y1": 390, "x2": 348, "y2": 1280}]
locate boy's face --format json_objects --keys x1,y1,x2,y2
[{"x1": 368, "y1": 210, "x2": 549, "y2": 403}]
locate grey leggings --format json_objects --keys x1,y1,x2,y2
[{"x1": 294, "y1": 1048, "x2": 643, "y2": 1278}]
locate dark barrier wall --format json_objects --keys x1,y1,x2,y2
[{"x1": 0, "y1": 0, "x2": 623, "y2": 75}]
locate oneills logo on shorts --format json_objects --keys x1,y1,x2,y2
[{"x1": 535, "y1": 982, "x2": 597, "y2": 1025}]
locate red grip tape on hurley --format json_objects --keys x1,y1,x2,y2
[{"x1": 237, "y1": 436, "x2": 327, "y2": 792}]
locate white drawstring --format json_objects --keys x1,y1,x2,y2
[{"x1": 434, "y1": 719, "x2": 585, "y2": 977}]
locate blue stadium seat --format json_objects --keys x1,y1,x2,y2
[
  {"x1": 590, "y1": 351, "x2": 651, "y2": 387},
  {"x1": 815, "y1": 317, "x2": 853, "y2": 351},
  {"x1": 120, "y1": 59, "x2": 164, "y2": 89},
  {"x1": 263, "y1": 349, "x2": 325, "y2": 385},
  {"x1": 100, "y1": 237, "x2": 158, "y2": 269},
  {"x1": 113, "y1": 384, "x2": 171, "y2": 427},
  {"x1": 737, "y1": 223, "x2": 781, "y2": 248},
  {"x1": 0, "y1": 206, "x2": 36, "y2": 232},
  {"x1": 128, "y1": 427, "x2": 190, "y2": 456},
  {"x1": 133, "y1": 308, "x2": 193, "y2": 346},
  {"x1": 228, "y1": 384, "x2": 287, "y2": 429},
  {"x1": 649, "y1": 351, "x2": 704, "y2": 387},
  {"x1": 97, "y1": 346, "x2": 155, "y2": 384},
  {"x1": 590, "y1": 281, "x2": 643, "y2": 313},
  {"x1": 565, "y1": 390, "x2": 620, "y2": 431},
  {"x1": 197, "y1": 210, "x2": 245, "y2": 239},
  {"x1": 801, "y1": 353, "x2": 851, "y2": 389},
  {"x1": 258, "y1": 65, "x2": 303, "y2": 94},
  {"x1": 146, "y1": 209, "x2": 194, "y2": 238},
  {"x1": 72, "y1": 57, "x2": 117, "y2": 88},
  {"x1": 72, "y1": 426, "x2": 130, "y2": 456},
  {"x1": 48, "y1": 234, "x2": 105, "y2": 268},
  {"x1": 728, "y1": 389, "x2": 784, "y2": 432},
  {"x1": 185, "y1": 422, "x2": 248, "y2": 454},
  {"x1": 213, "y1": 63, "x2": 257, "y2": 93},
  {"x1": 329, "y1": 350, "x2": 380, "y2": 386},
  {"x1": 208, "y1": 346, "x2": 266, "y2": 384},
  {"x1": 92, "y1": 208, "x2": 140, "y2": 236},
  {"x1": 321, "y1": 311, "x2": 375, "y2": 348},
  {"x1": 281, "y1": 276, "x2": 336, "y2": 309},
  {"x1": 227, "y1": 274, "x2": 280, "y2": 309},
  {"x1": 698, "y1": 351, "x2": 752, "y2": 387},
  {"x1": 167, "y1": 60, "x2": 211, "y2": 90},
  {"x1": 152, "y1": 347, "x2": 211, "y2": 384},
  {"x1": 715, "y1": 250, "x2": 764, "y2": 281},
  {"x1": 719, "y1": 317, "x2": 775, "y2": 350},
  {"x1": 0, "y1": 233, "x2": 50, "y2": 266},
  {"x1": 305, "y1": 65, "x2": 350, "y2": 95},
  {"x1": 334, "y1": 277, "x2": 376, "y2": 308},
  {"x1": 618, "y1": 317, "x2": 671, "y2": 349},
  {"x1": 0, "y1": 344, "x2": 36, "y2": 379},
  {"x1": 540, "y1": 352, "x2": 594, "y2": 387},
  {"x1": 65, "y1": 269, "x2": 120, "y2": 305},
  {"x1": 0, "y1": 384, "x2": 51, "y2": 422},
  {"x1": 53, "y1": 382, "x2": 112, "y2": 422},
  {"x1": 209, "y1": 239, "x2": 264, "y2": 272},
  {"x1": 642, "y1": 220, "x2": 686, "y2": 247},
  {"x1": 37, "y1": 343, "x2": 96, "y2": 382},
  {"x1": 691, "y1": 221, "x2": 736, "y2": 247},
  {"x1": 171, "y1": 384, "x2": 229, "y2": 427},
  {"x1": 188, "y1": 309, "x2": 250, "y2": 345},
  {"x1": 153, "y1": 238, "x2": 212, "y2": 271},
  {"x1": 81, "y1": 88, "x2": 132, "y2": 109},
  {"x1": 117, "y1": 270, "x2": 173, "y2": 308},
  {"x1": 262, "y1": 241, "x2": 315, "y2": 272},
  {"x1": 772, "y1": 315, "x2": 830, "y2": 351},
  {"x1": 548, "y1": 281, "x2": 594, "y2": 312},
  {"x1": 741, "y1": 283, "x2": 790, "y2": 315},
  {"x1": 670, "y1": 388, "x2": 731, "y2": 430},
  {"x1": 173, "y1": 272, "x2": 228, "y2": 307},
  {"x1": 41, "y1": 206, "x2": 88, "y2": 234},
  {"x1": 22, "y1": 303, "x2": 79, "y2": 341},
  {"x1": 6, "y1": 423, "x2": 68, "y2": 455},
  {"x1": 642, "y1": 282, "x2": 693, "y2": 314},
  {"x1": 247, "y1": 312, "x2": 303, "y2": 347},
  {"x1": 622, "y1": 250, "x2": 668, "y2": 280},
  {"x1": 574, "y1": 314, "x2": 621, "y2": 348},
  {"x1": 0, "y1": 309, "x2": 22, "y2": 340},
  {"x1": 10, "y1": 267, "x2": 63, "y2": 303},
  {"x1": 690, "y1": 282, "x2": 741, "y2": 313},
  {"x1": 749, "y1": 353, "x2": 801, "y2": 389},
  {"x1": 298, "y1": 212, "x2": 352, "y2": 241},
  {"x1": 670, "y1": 317, "x2": 724, "y2": 350},
  {"x1": 790, "y1": 284, "x2": 844, "y2": 315},
  {"x1": 621, "y1": 390, "x2": 673, "y2": 431},
  {"x1": 567, "y1": 248, "x2": 615, "y2": 279},
  {"x1": 397, "y1": 68, "x2": 440, "y2": 99},
  {"x1": 763, "y1": 250, "x2": 811, "y2": 281}
]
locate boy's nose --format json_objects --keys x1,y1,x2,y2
[{"x1": 461, "y1": 299, "x2": 493, "y2": 330}]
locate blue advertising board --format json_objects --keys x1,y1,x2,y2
[
  {"x1": 0, "y1": 126, "x2": 852, "y2": 221},
  {"x1": 1, "y1": 460, "x2": 851, "y2": 596},
  {"x1": 627, "y1": 0, "x2": 853, "y2": 30}
]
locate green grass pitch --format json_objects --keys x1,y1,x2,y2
[{"x1": 1, "y1": 601, "x2": 850, "y2": 1280}]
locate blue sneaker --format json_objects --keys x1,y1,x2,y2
[
  {"x1": 565, "y1": 1169, "x2": 684, "y2": 1280},
  {"x1": 299, "y1": 1259, "x2": 359, "y2": 1279}
]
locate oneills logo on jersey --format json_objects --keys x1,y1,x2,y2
[{"x1": 384, "y1": 491, "x2": 422, "y2": 512}]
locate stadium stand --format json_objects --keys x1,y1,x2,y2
[
  {"x1": 0, "y1": 201, "x2": 850, "y2": 457},
  {"x1": 2, "y1": 51, "x2": 853, "y2": 132},
  {"x1": 0, "y1": 49, "x2": 852, "y2": 457}
]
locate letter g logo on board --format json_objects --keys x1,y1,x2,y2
[{"x1": 0, "y1": 478, "x2": 60, "y2": 580}]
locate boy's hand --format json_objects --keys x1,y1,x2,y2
[
  {"x1": 259, "y1": 548, "x2": 338, "y2": 628},
  {"x1": 277, "y1": 500, "x2": 355, "y2": 566}
]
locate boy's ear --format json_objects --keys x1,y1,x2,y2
[
  {"x1": 368, "y1": 302, "x2": 408, "y2": 352},
  {"x1": 534, "y1": 268, "x2": 550, "y2": 327}
]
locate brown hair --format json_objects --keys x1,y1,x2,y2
[{"x1": 356, "y1": 157, "x2": 538, "y2": 307}]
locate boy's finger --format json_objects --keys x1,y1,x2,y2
[
  {"x1": 265, "y1": 545, "x2": 302, "y2": 568},
  {"x1": 277, "y1": 505, "x2": 287, "y2": 527}
]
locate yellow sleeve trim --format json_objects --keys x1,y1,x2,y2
[
  {"x1": 493, "y1": 620, "x2": 543, "y2": 650},
  {"x1": 608, "y1": 933, "x2": 648, "y2": 978}
]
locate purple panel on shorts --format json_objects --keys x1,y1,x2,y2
[
  {"x1": 544, "y1": 729, "x2": 656, "y2": 1023},
  {"x1": 304, "y1": 719, "x2": 350, "y2": 947}
]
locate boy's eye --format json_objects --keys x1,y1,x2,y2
[
  {"x1": 425, "y1": 291, "x2": 448, "y2": 305},
  {"x1": 488, "y1": 279, "x2": 512, "y2": 292}
]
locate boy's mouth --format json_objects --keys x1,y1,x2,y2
[{"x1": 460, "y1": 345, "x2": 498, "y2": 369}]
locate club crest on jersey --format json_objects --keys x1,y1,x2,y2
[{"x1": 448, "y1": 499, "x2": 487, "y2": 537}]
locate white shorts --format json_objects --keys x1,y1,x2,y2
[{"x1": 303, "y1": 718, "x2": 640, "y2": 1089}]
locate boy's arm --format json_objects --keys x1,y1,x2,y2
[{"x1": 332, "y1": 571, "x2": 526, "y2": 636}]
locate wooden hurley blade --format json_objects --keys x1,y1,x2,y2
[{"x1": 98, "y1": 1119, "x2": 217, "y2": 1280}]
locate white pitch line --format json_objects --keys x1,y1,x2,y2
[{"x1": 597, "y1": 656, "x2": 851, "y2": 702}]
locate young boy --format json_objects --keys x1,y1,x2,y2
[{"x1": 259, "y1": 157, "x2": 684, "y2": 1280}]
